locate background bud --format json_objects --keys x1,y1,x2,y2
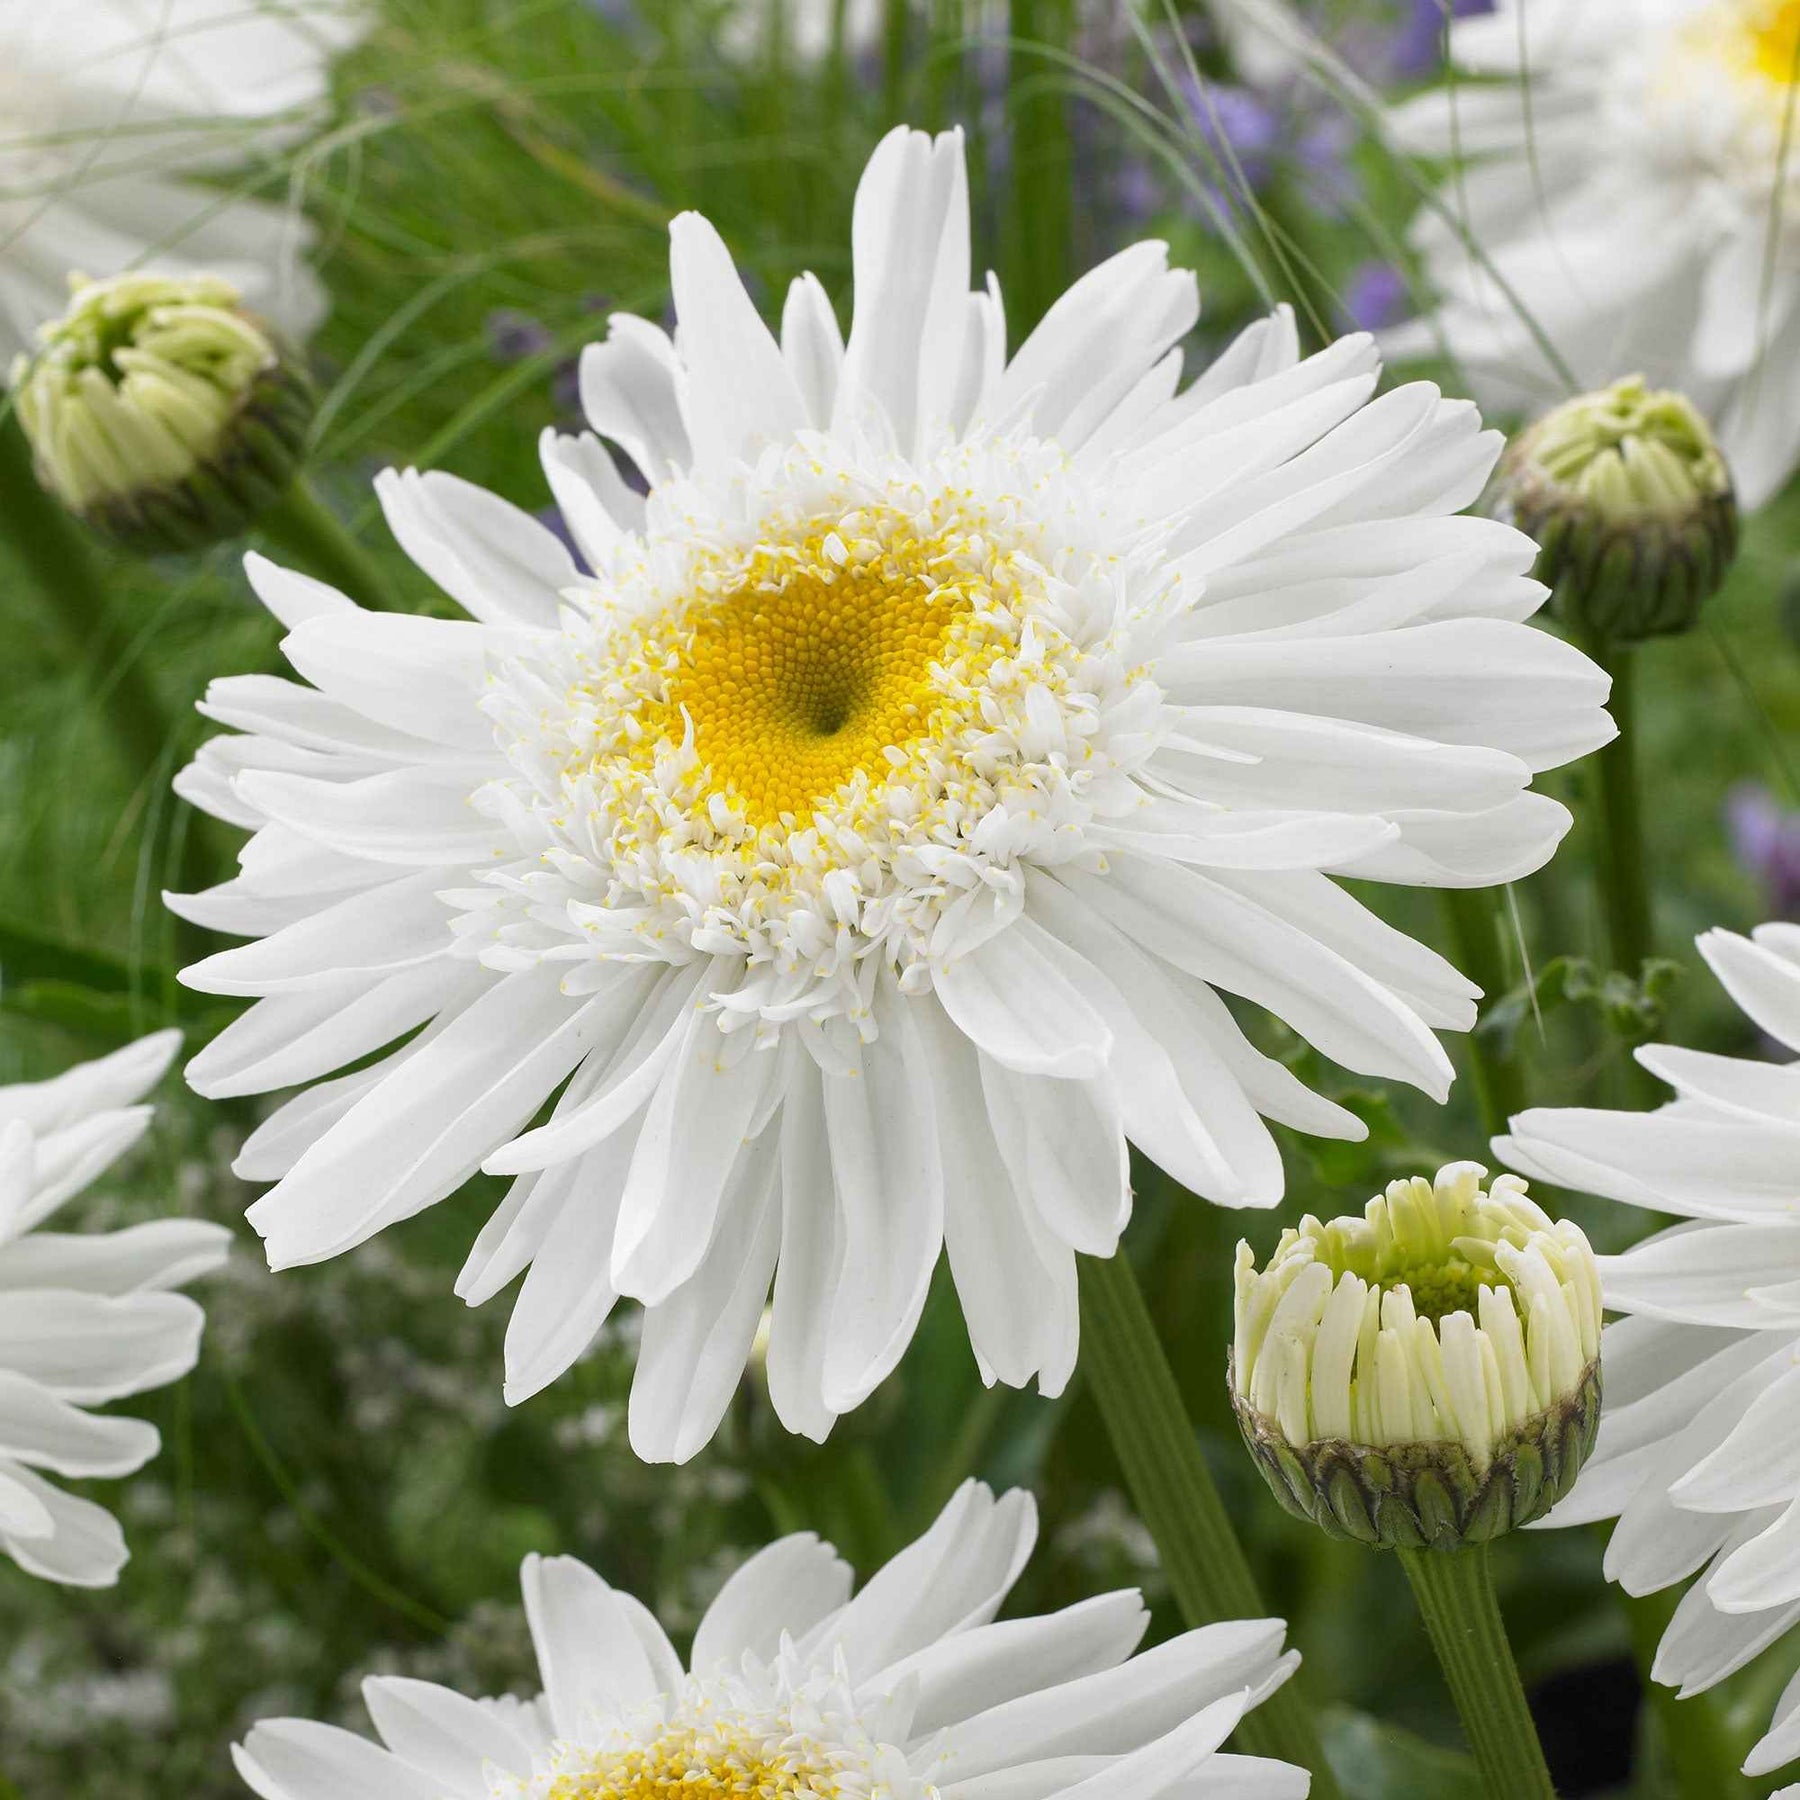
[
  {"x1": 10, "y1": 272, "x2": 314, "y2": 555},
  {"x1": 1493, "y1": 375, "x2": 1738, "y2": 645}
]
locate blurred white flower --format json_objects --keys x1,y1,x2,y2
[
  {"x1": 1388, "y1": 0, "x2": 1800, "y2": 508},
  {"x1": 0, "y1": 0, "x2": 366, "y2": 360},
  {"x1": 233, "y1": 1479, "x2": 1309, "y2": 1800},
  {"x1": 719, "y1": 0, "x2": 887, "y2": 62},
  {"x1": 0, "y1": 1032, "x2": 229, "y2": 1587},
  {"x1": 1501, "y1": 920, "x2": 1800, "y2": 1789},
  {"x1": 174, "y1": 123, "x2": 1611, "y2": 1460}
]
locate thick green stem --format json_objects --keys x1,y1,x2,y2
[
  {"x1": 1622, "y1": 1582, "x2": 1752, "y2": 1800},
  {"x1": 1396, "y1": 1543, "x2": 1557, "y2": 1800},
  {"x1": 1, "y1": 418, "x2": 174, "y2": 782},
  {"x1": 1581, "y1": 639, "x2": 1653, "y2": 979},
  {"x1": 258, "y1": 474, "x2": 399, "y2": 612},
  {"x1": 1078, "y1": 1253, "x2": 1344, "y2": 1800},
  {"x1": 1440, "y1": 888, "x2": 1527, "y2": 1137}
]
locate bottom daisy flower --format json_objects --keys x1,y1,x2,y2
[{"x1": 233, "y1": 1481, "x2": 1308, "y2": 1800}]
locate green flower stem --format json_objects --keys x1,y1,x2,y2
[
  {"x1": 1078, "y1": 1252, "x2": 1343, "y2": 1800},
  {"x1": 1579, "y1": 637, "x2": 1653, "y2": 979},
  {"x1": 1396, "y1": 1543, "x2": 1557, "y2": 1800},
  {"x1": 258, "y1": 474, "x2": 400, "y2": 613},
  {"x1": 1439, "y1": 888, "x2": 1527, "y2": 1137},
  {"x1": 2, "y1": 417, "x2": 173, "y2": 783},
  {"x1": 1622, "y1": 1581, "x2": 1752, "y2": 1800}
]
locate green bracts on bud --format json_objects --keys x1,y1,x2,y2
[
  {"x1": 1234, "y1": 1360, "x2": 1600, "y2": 1550},
  {"x1": 1494, "y1": 375, "x2": 1737, "y2": 644},
  {"x1": 1231, "y1": 1163, "x2": 1602, "y2": 1552},
  {"x1": 10, "y1": 272, "x2": 314, "y2": 555}
]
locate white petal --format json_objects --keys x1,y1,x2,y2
[
  {"x1": 521, "y1": 1552, "x2": 663, "y2": 1739},
  {"x1": 231, "y1": 1720, "x2": 443, "y2": 1800},
  {"x1": 818, "y1": 978, "x2": 944, "y2": 1411},
  {"x1": 376, "y1": 467, "x2": 571, "y2": 627},
  {"x1": 363, "y1": 1677, "x2": 535, "y2": 1796},
  {"x1": 689, "y1": 1532, "x2": 854, "y2": 1674},
  {"x1": 669, "y1": 211, "x2": 806, "y2": 471},
  {"x1": 629, "y1": 1130, "x2": 780, "y2": 1462},
  {"x1": 934, "y1": 917, "x2": 1113, "y2": 1080}
]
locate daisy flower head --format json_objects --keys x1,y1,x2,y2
[
  {"x1": 1500, "y1": 921, "x2": 1800, "y2": 1787},
  {"x1": 232, "y1": 1479, "x2": 1310, "y2": 1800},
  {"x1": 0, "y1": 1032, "x2": 230, "y2": 1587},
  {"x1": 175, "y1": 123, "x2": 1614, "y2": 1461},
  {"x1": 1387, "y1": 0, "x2": 1800, "y2": 509},
  {"x1": 0, "y1": 0, "x2": 365, "y2": 361}
]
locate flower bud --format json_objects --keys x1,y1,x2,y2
[
  {"x1": 1493, "y1": 375, "x2": 1737, "y2": 644},
  {"x1": 10, "y1": 272, "x2": 314, "y2": 554},
  {"x1": 1231, "y1": 1162, "x2": 1601, "y2": 1552}
]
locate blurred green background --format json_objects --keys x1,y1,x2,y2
[{"x1": 3, "y1": 3, "x2": 1800, "y2": 1795}]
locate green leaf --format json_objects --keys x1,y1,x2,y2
[
  {"x1": 1480, "y1": 954, "x2": 1685, "y2": 1059},
  {"x1": 1322, "y1": 1707, "x2": 1478, "y2": 1800},
  {"x1": 0, "y1": 916, "x2": 229, "y2": 1043}
]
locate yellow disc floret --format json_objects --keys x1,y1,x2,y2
[{"x1": 637, "y1": 522, "x2": 972, "y2": 829}]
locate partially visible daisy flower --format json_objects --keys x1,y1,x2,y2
[
  {"x1": 174, "y1": 123, "x2": 1612, "y2": 1460},
  {"x1": 1387, "y1": 0, "x2": 1800, "y2": 508},
  {"x1": 233, "y1": 1479, "x2": 1310, "y2": 1800},
  {"x1": 0, "y1": 1032, "x2": 230, "y2": 1587},
  {"x1": 0, "y1": 0, "x2": 365, "y2": 360},
  {"x1": 1499, "y1": 922, "x2": 1800, "y2": 1788}
]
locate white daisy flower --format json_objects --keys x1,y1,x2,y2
[
  {"x1": 232, "y1": 1479, "x2": 1310, "y2": 1800},
  {"x1": 1387, "y1": 0, "x2": 1800, "y2": 509},
  {"x1": 0, "y1": 0, "x2": 365, "y2": 361},
  {"x1": 1499, "y1": 921, "x2": 1800, "y2": 1790},
  {"x1": 174, "y1": 123, "x2": 1613, "y2": 1461},
  {"x1": 0, "y1": 1031, "x2": 230, "y2": 1587}
]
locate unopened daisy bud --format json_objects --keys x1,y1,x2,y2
[
  {"x1": 10, "y1": 272, "x2": 314, "y2": 554},
  {"x1": 1493, "y1": 375, "x2": 1737, "y2": 644},
  {"x1": 1231, "y1": 1162, "x2": 1602, "y2": 1552}
]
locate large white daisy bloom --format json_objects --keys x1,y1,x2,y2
[
  {"x1": 0, "y1": 0, "x2": 365, "y2": 360},
  {"x1": 233, "y1": 1479, "x2": 1309, "y2": 1800},
  {"x1": 174, "y1": 123, "x2": 1613, "y2": 1461},
  {"x1": 1387, "y1": 0, "x2": 1800, "y2": 509},
  {"x1": 0, "y1": 1031, "x2": 230, "y2": 1587},
  {"x1": 1499, "y1": 922, "x2": 1800, "y2": 1790}
]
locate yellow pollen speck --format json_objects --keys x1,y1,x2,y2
[{"x1": 631, "y1": 528, "x2": 970, "y2": 828}]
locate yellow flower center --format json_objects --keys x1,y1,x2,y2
[
  {"x1": 542, "y1": 1719, "x2": 843, "y2": 1800},
  {"x1": 1692, "y1": 0, "x2": 1800, "y2": 86},
  {"x1": 1750, "y1": 0, "x2": 1800, "y2": 80},
  {"x1": 639, "y1": 525, "x2": 971, "y2": 828}
]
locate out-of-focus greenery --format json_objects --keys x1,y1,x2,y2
[{"x1": 3, "y1": 3, "x2": 1800, "y2": 1797}]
